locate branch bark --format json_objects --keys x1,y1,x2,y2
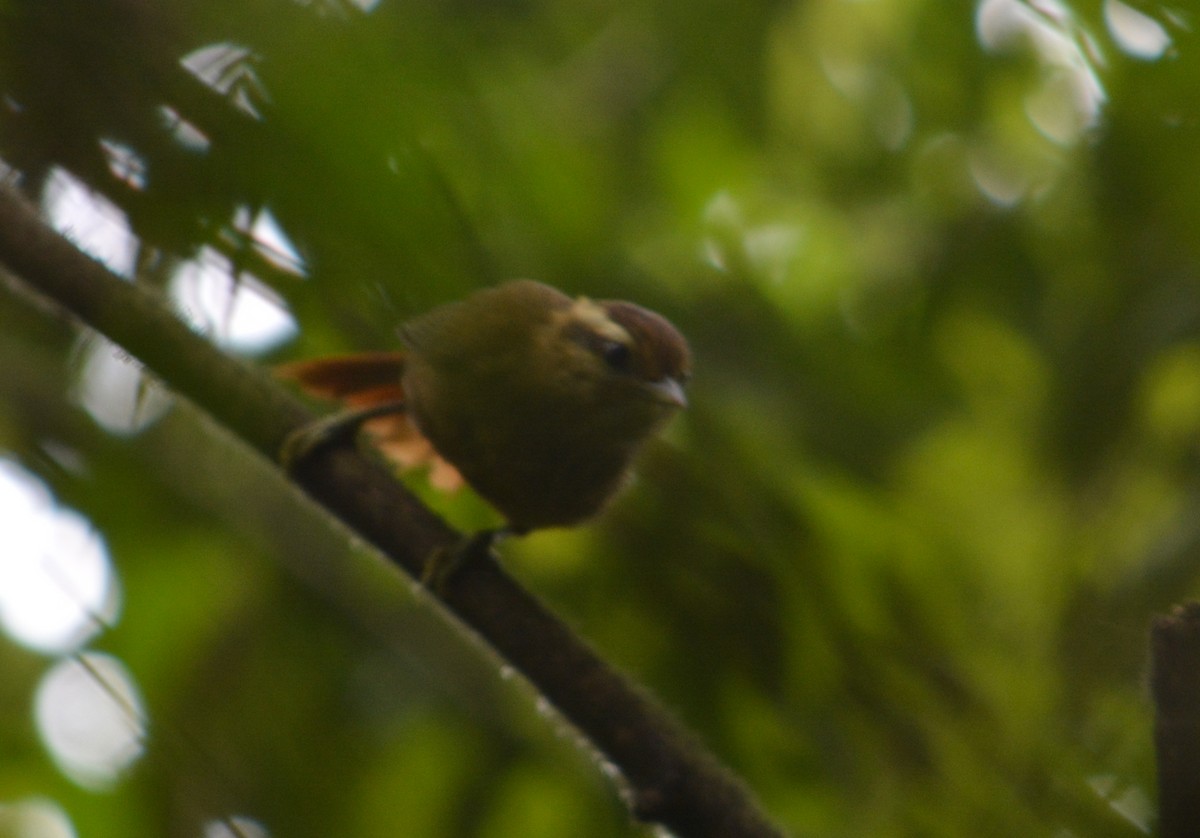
[
  {"x1": 1151, "y1": 601, "x2": 1200, "y2": 838},
  {"x1": 0, "y1": 185, "x2": 787, "y2": 838}
]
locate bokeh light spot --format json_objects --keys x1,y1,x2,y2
[
  {"x1": 0, "y1": 460, "x2": 119, "y2": 654},
  {"x1": 170, "y1": 246, "x2": 298, "y2": 353},
  {"x1": 1105, "y1": 0, "x2": 1171, "y2": 60},
  {"x1": 34, "y1": 654, "x2": 145, "y2": 791},
  {"x1": 0, "y1": 798, "x2": 77, "y2": 838},
  {"x1": 203, "y1": 815, "x2": 271, "y2": 838},
  {"x1": 41, "y1": 168, "x2": 138, "y2": 278},
  {"x1": 73, "y1": 337, "x2": 173, "y2": 436}
]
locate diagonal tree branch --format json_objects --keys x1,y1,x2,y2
[{"x1": 0, "y1": 184, "x2": 787, "y2": 838}]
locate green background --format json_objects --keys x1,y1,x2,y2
[{"x1": 0, "y1": 0, "x2": 1196, "y2": 835}]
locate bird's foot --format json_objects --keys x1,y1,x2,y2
[
  {"x1": 279, "y1": 401, "x2": 407, "y2": 471},
  {"x1": 421, "y1": 528, "x2": 512, "y2": 594}
]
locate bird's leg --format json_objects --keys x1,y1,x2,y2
[
  {"x1": 280, "y1": 400, "x2": 408, "y2": 470},
  {"x1": 421, "y1": 527, "x2": 519, "y2": 594}
]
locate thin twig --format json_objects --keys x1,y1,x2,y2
[{"x1": 1151, "y1": 601, "x2": 1200, "y2": 838}]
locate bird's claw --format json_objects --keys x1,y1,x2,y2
[
  {"x1": 280, "y1": 413, "x2": 356, "y2": 471},
  {"x1": 421, "y1": 529, "x2": 507, "y2": 594},
  {"x1": 279, "y1": 401, "x2": 408, "y2": 472}
]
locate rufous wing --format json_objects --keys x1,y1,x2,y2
[
  {"x1": 276, "y1": 352, "x2": 463, "y2": 491},
  {"x1": 276, "y1": 351, "x2": 407, "y2": 404}
]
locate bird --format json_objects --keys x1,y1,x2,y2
[{"x1": 278, "y1": 279, "x2": 691, "y2": 539}]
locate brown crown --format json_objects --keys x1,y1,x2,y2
[{"x1": 602, "y1": 301, "x2": 692, "y2": 384}]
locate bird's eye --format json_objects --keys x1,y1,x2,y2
[{"x1": 599, "y1": 340, "x2": 633, "y2": 373}]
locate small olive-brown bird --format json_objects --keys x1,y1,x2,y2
[{"x1": 279, "y1": 280, "x2": 691, "y2": 535}]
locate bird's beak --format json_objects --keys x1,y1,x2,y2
[{"x1": 649, "y1": 377, "x2": 688, "y2": 409}]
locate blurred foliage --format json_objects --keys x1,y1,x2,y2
[{"x1": 0, "y1": 0, "x2": 1198, "y2": 835}]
